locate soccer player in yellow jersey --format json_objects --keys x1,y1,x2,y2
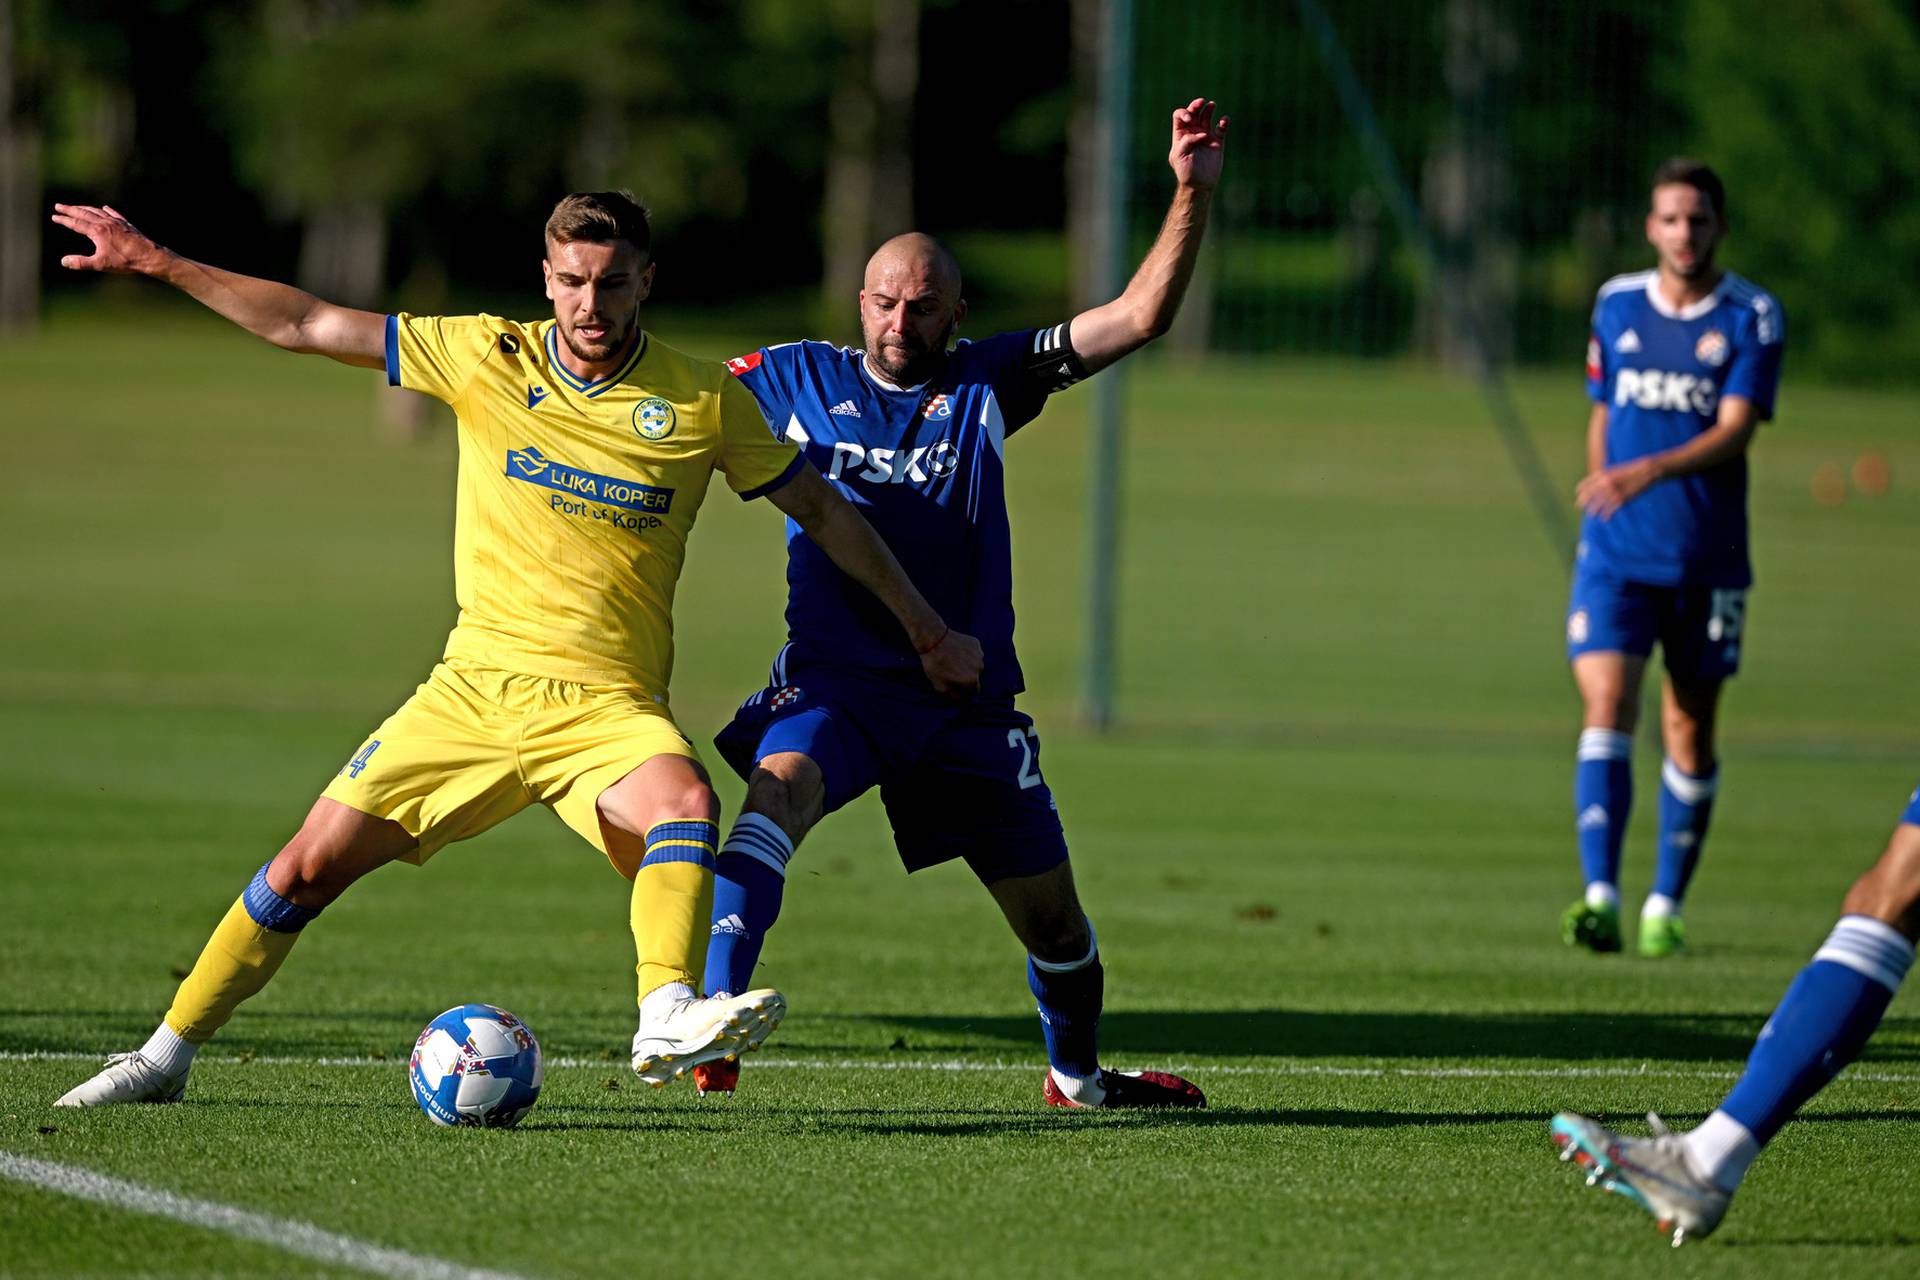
[{"x1": 48, "y1": 191, "x2": 983, "y2": 1107}]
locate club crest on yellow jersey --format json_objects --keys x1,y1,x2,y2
[{"x1": 634, "y1": 397, "x2": 677, "y2": 441}]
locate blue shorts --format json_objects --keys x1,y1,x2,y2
[
  {"x1": 1902, "y1": 783, "x2": 1920, "y2": 829},
  {"x1": 1566, "y1": 565, "x2": 1748, "y2": 683},
  {"x1": 715, "y1": 648, "x2": 1068, "y2": 884}
]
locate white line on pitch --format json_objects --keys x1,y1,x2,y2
[
  {"x1": 0, "y1": 1151, "x2": 532, "y2": 1280},
  {"x1": 10, "y1": 1048, "x2": 1920, "y2": 1086}
]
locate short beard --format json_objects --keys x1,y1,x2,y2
[
  {"x1": 866, "y1": 322, "x2": 954, "y2": 384},
  {"x1": 561, "y1": 317, "x2": 630, "y2": 365}
]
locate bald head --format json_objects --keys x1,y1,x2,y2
[
  {"x1": 859, "y1": 233, "x2": 967, "y2": 384},
  {"x1": 864, "y1": 233, "x2": 962, "y2": 300}
]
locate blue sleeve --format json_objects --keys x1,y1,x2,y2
[
  {"x1": 976, "y1": 329, "x2": 1051, "y2": 434},
  {"x1": 1586, "y1": 298, "x2": 1610, "y2": 405},
  {"x1": 725, "y1": 347, "x2": 793, "y2": 439},
  {"x1": 1721, "y1": 299, "x2": 1785, "y2": 420}
]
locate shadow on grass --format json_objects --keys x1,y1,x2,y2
[
  {"x1": 507, "y1": 1105, "x2": 1920, "y2": 1138},
  {"x1": 15, "y1": 1008, "x2": 1920, "y2": 1069},
  {"x1": 1718, "y1": 1232, "x2": 1920, "y2": 1249},
  {"x1": 837, "y1": 1010, "x2": 1920, "y2": 1064}
]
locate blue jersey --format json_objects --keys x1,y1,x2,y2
[
  {"x1": 726, "y1": 329, "x2": 1079, "y2": 696},
  {"x1": 1583, "y1": 270, "x2": 1784, "y2": 588}
]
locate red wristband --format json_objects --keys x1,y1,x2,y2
[{"x1": 915, "y1": 624, "x2": 951, "y2": 656}]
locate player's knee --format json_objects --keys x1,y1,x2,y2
[
  {"x1": 269, "y1": 832, "x2": 362, "y2": 908},
  {"x1": 1582, "y1": 699, "x2": 1635, "y2": 733},
  {"x1": 1841, "y1": 826, "x2": 1920, "y2": 936},
  {"x1": 268, "y1": 802, "x2": 410, "y2": 906},
  {"x1": 746, "y1": 755, "x2": 823, "y2": 841},
  {"x1": 638, "y1": 781, "x2": 720, "y2": 832},
  {"x1": 1028, "y1": 913, "x2": 1093, "y2": 967},
  {"x1": 1015, "y1": 887, "x2": 1092, "y2": 963},
  {"x1": 1662, "y1": 708, "x2": 1716, "y2": 773}
]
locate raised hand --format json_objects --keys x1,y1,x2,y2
[
  {"x1": 50, "y1": 203, "x2": 165, "y2": 275},
  {"x1": 1169, "y1": 98, "x2": 1228, "y2": 191}
]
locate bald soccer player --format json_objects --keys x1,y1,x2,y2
[
  {"x1": 48, "y1": 190, "x2": 981, "y2": 1109},
  {"x1": 697, "y1": 100, "x2": 1228, "y2": 1107}
]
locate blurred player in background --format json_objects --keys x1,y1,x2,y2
[
  {"x1": 1560, "y1": 159, "x2": 1785, "y2": 957},
  {"x1": 49, "y1": 191, "x2": 980, "y2": 1108},
  {"x1": 694, "y1": 99, "x2": 1227, "y2": 1108},
  {"x1": 1551, "y1": 783, "x2": 1920, "y2": 1244}
]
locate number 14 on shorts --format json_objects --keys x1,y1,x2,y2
[{"x1": 339, "y1": 740, "x2": 381, "y2": 779}]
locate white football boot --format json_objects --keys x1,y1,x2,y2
[
  {"x1": 54, "y1": 1052, "x2": 189, "y2": 1107},
  {"x1": 1551, "y1": 1112, "x2": 1731, "y2": 1246},
  {"x1": 630, "y1": 988, "x2": 785, "y2": 1087}
]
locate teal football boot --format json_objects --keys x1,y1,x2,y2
[{"x1": 1551, "y1": 1112, "x2": 1730, "y2": 1246}]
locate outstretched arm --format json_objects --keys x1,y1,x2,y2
[
  {"x1": 50, "y1": 204, "x2": 386, "y2": 369},
  {"x1": 763, "y1": 465, "x2": 984, "y2": 697},
  {"x1": 1068, "y1": 98, "x2": 1229, "y2": 375}
]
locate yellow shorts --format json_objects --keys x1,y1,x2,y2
[{"x1": 320, "y1": 659, "x2": 699, "y2": 877}]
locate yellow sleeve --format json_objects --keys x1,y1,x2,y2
[
  {"x1": 715, "y1": 374, "x2": 805, "y2": 500},
  {"x1": 385, "y1": 313, "x2": 500, "y2": 406}
]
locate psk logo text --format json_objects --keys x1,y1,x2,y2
[
  {"x1": 827, "y1": 440, "x2": 959, "y2": 485},
  {"x1": 1613, "y1": 369, "x2": 1718, "y2": 415}
]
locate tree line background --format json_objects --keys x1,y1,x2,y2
[{"x1": 4, "y1": 0, "x2": 1917, "y2": 384}]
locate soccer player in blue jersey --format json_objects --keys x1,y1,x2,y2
[
  {"x1": 1561, "y1": 159, "x2": 1785, "y2": 957},
  {"x1": 694, "y1": 99, "x2": 1228, "y2": 1107},
  {"x1": 1551, "y1": 782, "x2": 1920, "y2": 1245},
  {"x1": 45, "y1": 192, "x2": 981, "y2": 1108}
]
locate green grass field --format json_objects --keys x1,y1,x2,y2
[{"x1": 2, "y1": 300, "x2": 1918, "y2": 1277}]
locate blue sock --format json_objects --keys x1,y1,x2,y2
[
  {"x1": 1720, "y1": 915, "x2": 1912, "y2": 1145},
  {"x1": 1651, "y1": 758, "x2": 1717, "y2": 904},
  {"x1": 1027, "y1": 923, "x2": 1103, "y2": 1078},
  {"x1": 702, "y1": 813, "x2": 794, "y2": 997},
  {"x1": 1575, "y1": 728, "x2": 1633, "y2": 892}
]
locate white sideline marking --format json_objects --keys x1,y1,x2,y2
[
  {"x1": 10, "y1": 1048, "x2": 1920, "y2": 1086},
  {"x1": 0, "y1": 1151, "x2": 532, "y2": 1280}
]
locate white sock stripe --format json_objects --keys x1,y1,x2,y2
[
  {"x1": 723, "y1": 813, "x2": 794, "y2": 875},
  {"x1": 1833, "y1": 915, "x2": 1914, "y2": 961},
  {"x1": 1814, "y1": 916, "x2": 1915, "y2": 992},
  {"x1": 1661, "y1": 758, "x2": 1719, "y2": 804},
  {"x1": 1030, "y1": 920, "x2": 1099, "y2": 973},
  {"x1": 1577, "y1": 728, "x2": 1633, "y2": 761}
]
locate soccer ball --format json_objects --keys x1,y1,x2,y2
[{"x1": 409, "y1": 1003, "x2": 544, "y2": 1128}]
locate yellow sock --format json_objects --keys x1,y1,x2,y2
[
  {"x1": 630, "y1": 820, "x2": 718, "y2": 1003},
  {"x1": 164, "y1": 862, "x2": 319, "y2": 1043}
]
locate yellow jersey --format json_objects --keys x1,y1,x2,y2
[{"x1": 386, "y1": 313, "x2": 802, "y2": 692}]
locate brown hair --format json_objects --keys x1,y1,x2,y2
[
  {"x1": 1651, "y1": 158, "x2": 1727, "y2": 224},
  {"x1": 545, "y1": 190, "x2": 652, "y2": 257}
]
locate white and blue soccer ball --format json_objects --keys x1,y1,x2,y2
[{"x1": 409, "y1": 1003, "x2": 544, "y2": 1128}]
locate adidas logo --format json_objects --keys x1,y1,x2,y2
[
  {"x1": 1614, "y1": 329, "x2": 1641, "y2": 354},
  {"x1": 1577, "y1": 804, "x2": 1610, "y2": 831},
  {"x1": 710, "y1": 913, "x2": 748, "y2": 937},
  {"x1": 828, "y1": 400, "x2": 861, "y2": 417}
]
